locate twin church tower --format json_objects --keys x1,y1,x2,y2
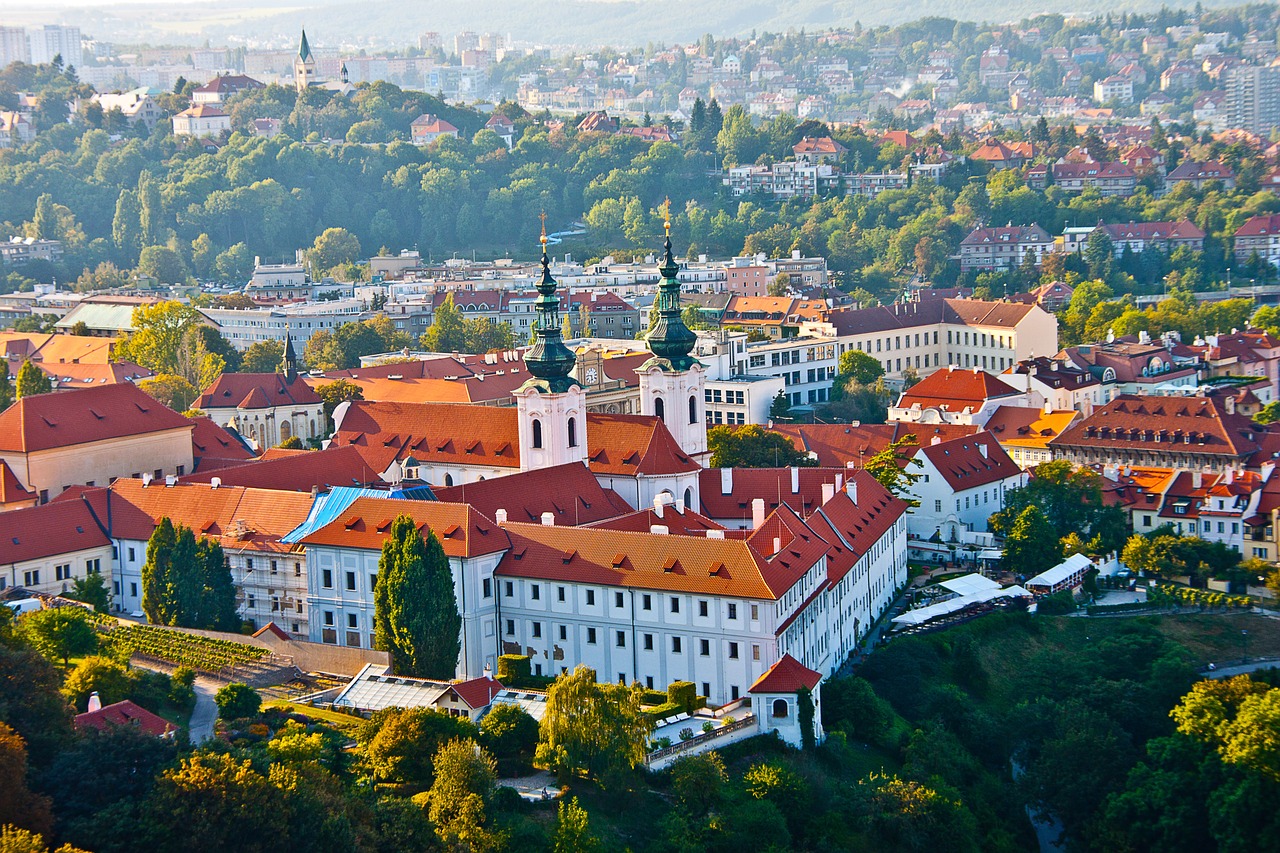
[{"x1": 516, "y1": 209, "x2": 708, "y2": 471}]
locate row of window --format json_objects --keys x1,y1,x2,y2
[
  {"x1": 503, "y1": 582, "x2": 758, "y2": 620},
  {"x1": 504, "y1": 619, "x2": 761, "y2": 660}
]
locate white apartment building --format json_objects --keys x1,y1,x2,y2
[
  {"x1": 0, "y1": 500, "x2": 110, "y2": 598},
  {"x1": 695, "y1": 331, "x2": 840, "y2": 410},
  {"x1": 905, "y1": 433, "x2": 1027, "y2": 541},
  {"x1": 29, "y1": 25, "x2": 82, "y2": 69},
  {"x1": 200, "y1": 300, "x2": 370, "y2": 350}
]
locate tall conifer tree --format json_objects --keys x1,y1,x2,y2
[{"x1": 374, "y1": 515, "x2": 461, "y2": 678}]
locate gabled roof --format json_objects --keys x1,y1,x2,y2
[
  {"x1": 1167, "y1": 159, "x2": 1235, "y2": 181},
  {"x1": 0, "y1": 459, "x2": 35, "y2": 503},
  {"x1": 984, "y1": 406, "x2": 1080, "y2": 449},
  {"x1": 896, "y1": 367, "x2": 1022, "y2": 411},
  {"x1": 698, "y1": 466, "x2": 850, "y2": 521},
  {"x1": 182, "y1": 445, "x2": 383, "y2": 492},
  {"x1": 823, "y1": 298, "x2": 1039, "y2": 337},
  {"x1": 195, "y1": 373, "x2": 321, "y2": 410},
  {"x1": 0, "y1": 383, "x2": 193, "y2": 454},
  {"x1": 448, "y1": 675, "x2": 504, "y2": 709},
  {"x1": 0, "y1": 500, "x2": 111, "y2": 563},
  {"x1": 748, "y1": 654, "x2": 821, "y2": 693},
  {"x1": 434, "y1": 462, "x2": 632, "y2": 525},
  {"x1": 804, "y1": 484, "x2": 908, "y2": 585},
  {"x1": 411, "y1": 113, "x2": 459, "y2": 134},
  {"x1": 175, "y1": 104, "x2": 229, "y2": 119},
  {"x1": 793, "y1": 136, "x2": 846, "y2": 155},
  {"x1": 74, "y1": 700, "x2": 175, "y2": 737},
  {"x1": 767, "y1": 422, "x2": 978, "y2": 469},
  {"x1": 1051, "y1": 394, "x2": 1261, "y2": 459},
  {"x1": 298, "y1": 497, "x2": 509, "y2": 559},
  {"x1": 918, "y1": 433, "x2": 1022, "y2": 491},
  {"x1": 586, "y1": 503, "x2": 725, "y2": 536},
  {"x1": 1235, "y1": 214, "x2": 1280, "y2": 238}
]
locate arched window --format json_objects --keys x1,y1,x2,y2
[
  {"x1": 532, "y1": 418, "x2": 543, "y2": 449},
  {"x1": 568, "y1": 417, "x2": 578, "y2": 448},
  {"x1": 772, "y1": 698, "x2": 789, "y2": 718},
  {"x1": 309, "y1": 419, "x2": 316, "y2": 438},
  {"x1": 444, "y1": 473, "x2": 454, "y2": 487},
  {"x1": 684, "y1": 487, "x2": 692, "y2": 508},
  {"x1": 279, "y1": 421, "x2": 292, "y2": 442},
  {"x1": 688, "y1": 394, "x2": 697, "y2": 424},
  {"x1": 654, "y1": 397, "x2": 665, "y2": 422}
]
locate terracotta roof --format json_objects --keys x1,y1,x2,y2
[
  {"x1": 1167, "y1": 159, "x2": 1235, "y2": 181},
  {"x1": 0, "y1": 459, "x2": 35, "y2": 503},
  {"x1": 496, "y1": 521, "x2": 788, "y2": 599},
  {"x1": 0, "y1": 500, "x2": 111, "y2": 563},
  {"x1": 181, "y1": 445, "x2": 383, "y2": 492},
  {"x1": 804, "y1": 483, "x2": 908, "y2": 585},
  {"x1": 768, "y1": 422, "x2": 977, "y2": 468},
  {"x1": 748, "y1": 654, "x2": 821, "y2": 693},
  {"x1": 793, "y1": 136, "x2": 847, "y2": 155},
  {"x1": 193, "y1": 75, "x2": 263, "y2": 94},
  {"x1": 0, "y1": 383, "x2": 193, "y2": 453},
  {"x1": 0, "y1": 332, "x2": 115, "y2": 366},
  {"x1": 699, "y1": 467, "x2": 849, "y2": 521},
  {"x1": 896, "y1": 367, "x2": 1022, "y2": 411},
  {"x1": 984, "y1": 406, "x2": 1080, "y2": 449},
  {"x1": 195, "y1": 373, "x2": 321, "y2": 410},
  {"x1": 175, "y1": 104, "x2": 229, "y2": 118},
  {"x1": 448, "y1": 676, "x2": 503, "y2": 709},
  {"x1": 434, "y1": 462, "x2": 633, "y2": 525},
  {"x1": 1052, "y1": 161, "x2": 1136, "y2": 179},
  {"x1": 587, "y1": 504, "x2": 725, "y2": 535},
  {"x1": 1051, "y1": 394, "x2": 1261, "y2": 459},
  {"x1": 1235, "y1": 214, "x2": 1280, "y2": 238},
  {"x1": 1101, "y1": 220, "x2": 1204, "y2": 242},
  {"x1": 824, "y1": 298, "x2": 1038, "y2": 337},
  {"x1": 74, "y1": 700, "x2": 174, "y2": 737},
  {"x1": 411, "y1": 113, "x2": 459, "y2": 134},
  {"x1": 36, "y1": 361, "x2": 155, "y2": 387},
  {"x1": 960, "y1": 224, "x2": 1053, "y2": 246},
  {"x1": 298, "y1": 497, "x2": 509, "y2": 559},
  {"x1": 189, "y1": 417, "x2": 255, "y2": 465},
  {"x1": 918, "y1": 433, "x2": 1021, "y2": 490},
  {"x1": 253, "y1": 622, "x2": 291, "y2": 640}
]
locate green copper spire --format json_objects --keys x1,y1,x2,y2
[
  {"x1": 644, "y1": 200, "x2": 698, "y2": 372},
  {"x1": 521, "y1": 215, "x2": 579, "y2": 393},
  {"x1": 299, "y1": 29, "x2": 312, "y2": 62}
]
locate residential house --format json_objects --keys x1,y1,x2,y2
[
  {"x1": 171, "y1": 104, "x2": 231, "y2": 138},
  {"x1": 0, "y1": 500, "x2": 111, "y2": 596},
  {"x1": 1057, "y1": 337, "x2": 1199, "y2": 400},
  {"x1": 1233, "y1": 214, "x2": 1280, "y2": 269},
  {"x1": 792, "y1": 136, "x2": 846, "y2": 165},
  {"x1": 983, "y1": 405, "x2": 1081, "y2": 469},
  {"x1": 969, "y1": 138, "x2": 1035, "y2": 169},
  {"x1": 888, "y1": 366, "x2": 1033, "y2": 426},
  {"x1": 1051, "y1": 161, "x2": 1138, "y2": 197},
  {"x1": 411, "y1": 114, "x2": 460, "y2": 144},
  {"x1": 92, "y1": 88, "x2": 163, "y2": 129},
  {"x1": 959, "y1": 224, "x2": 1054, "y2": 272},
  {"x1": 0, "y1": 111, "x2": 33, "y2": 147},
  {"x1": 191, "y1": 75, "x2": 264, "y2": 106},
  {"x1": 1166, "y1": 160, "x2": 1236, "y2": 191},
  {"x1": 1002, "y1": 356, "x2": 1105, "y2": 413},
  {"x1": 904, "y1": 432, "x2": 1027, "y2": 541}
]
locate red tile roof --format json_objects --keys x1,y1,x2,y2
[
  {"x1": 768, "y1": 422, "x2": 978, "y2": 468},
  {"x1": 195, "y1": 373, "x2": 321, "y2": 410},
  {"x1": 449, "y1": 675, "x2": 503, "y2": 709},
  {"x1": 0, "y1": 459, "x2": 35, "y2": 504},
  {"x1": 1053, "y1": 394, "x2": 1262, "y2": 458},
  {"x1": 748, "y1": 654, "x2": 821, "y2": 693},
  {"x1": 586, "y1": 504, "x2": 725, "y2": 536},
  {"x1": 434, "y1": 462, "x2": 633, "y2": 525},
  {"x1": 804, "y1": 484, "x2": 909, "y2": 585},
  {"x1": 181, "y1": 445, "x2": 383, "y2": 491},
  {"x1": 74, "y1": 700, "x2": 175, "y2": 737},
  {"x1": 918, "y1": 433, "x2": 1022, "y2": 490},
  {"x1": 0, "y1": 383, "x2": 193, "y2": 453},
  {"x1": 1235, "y1": 213, "x2": 1280, "y2": 237},
  {"x1": 1167, "y1": 159, "x2": 1235, "y2": 182},
  {"x1": 189, "y1": 416, "x2": 255, "y2": 466},
  {"x1": 698, "y1": 467, "x2": 849, "y2": 521},
  {"x1": 896, "y1": 367, "x2": 1022, "y2": 411},
  {"x1": 297, "y1": 497, "x2": 509, "y2": 559},
  {"x1": 0, "y1": 499, "x2": 110, "y2": 564}
]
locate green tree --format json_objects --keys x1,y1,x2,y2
[
  {"x1": 768, "y1": 273, "x2": 790, "y2": 296},
  {"x1": 1084, "y1": 229, "x2": 1115, "y2": 281},
  {"x1": 0, "y1": 365, "x2": 12, "y2": 412},
  {"x1": 31, "y1": 194, "x2": 57, "y2": 241},
  {"x1": 373, "y1": 515, "x2": 460, "y2": 679},
  {"x1": 214, "y1": 682, "x2": 261, "y2": 719},
  {"x1": 190, "y1": 233, "x2": 217, "y2": 280},
  {"x1": 863, "y1": 435, "x2": 922, "y2": 505},
  {"x1": 111, "y1": 190, "x2": 142, "y2": 263},
  {"x1": 68, "y1": 573, "x2": 110, "y2": 614},
  {"x1": 60, "y1": 655, "x2": 131, "y2": 710},
  {"x1": 197, "y1": 538, "x2": 239, "y2": 632},
  {"x1": 307, "y1": 227, "x2": 362, "y2": 276},
  {"x1": 138, "y1": 374, "x2": 198, "y2": 412},
  {"x1": 361, "y1": 707, "x2": 479, "y2": 788},
  {"x1": 14, "y1": 361, "x2": 50, "y2": 399},
  {"x1": 834, "y1": 348, "x2": 886, "y2": 388},
  {"x1": 141, "y1": 518, "x2": 178, "y2": 625},
  {"x1": 769, "y1": 390, "x2": 791, "y2": 421},
  {"x1": 241, "y1": 340, "x2": 285, "y2": 373},
  {"x1": 0, "y1": 723, "x2": 54, "y2": 841},
  {"x1": 420, "y1": 292, "x2": 466, "y2": 353},
  {"x1": 18, "y1": 608, "x2": 97, "y2": 666},
  {"x1": 214, "y1": 242, "x2": 254, "y2": 284},
  {"x1": 315, "y1": 378, "x2": 363, "y2": 434},
  {"x1": 550, "y1": 797, "x2": 598, "y2": 853},
  {"x1": 535, "y1": 665, "x2": 651, "y2": 789},
  {"x1": 478, "y1": 703, "x2": 539, "y2": 768},
  {"x1": 145, "y1": 753, "x2": 290, "y2": 851},
  {"x1": 136, "y1": 245, "x2": 189, "y2": 285},
  {"x1": 1002, "y1": 505, "x2": 1056, "y2": 578},
  {"x1": 707, "y1": 424, "x2": 811, "y2": 468},
  {"x1": 669, "y1": 751, "x2": 727, "y2": 816},
  {"x1": 114, "y1": 301, "x2": 204, "y2": 375},
  {"x1": 426, "y1": 738, "x2": 499, "y2": 850}
]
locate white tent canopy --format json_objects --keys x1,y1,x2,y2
[
  {"x1": 1027, "y1": 553, "x2": 1093, "y2": 590},
  {"x1": 938, "y1": 573, "x2": 1001, "y2": 597},
  {"x1": 893, "y1": 585, "x2": 1032, "y2": 627}
]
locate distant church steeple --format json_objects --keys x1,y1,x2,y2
[
  {"x1": 294, "y1": 29, "x2": 316, "y2": 92},
  {"x1": 282, "y1": 333, "x2": 298, "y2": 383},
  {"x1": 643, "y1": 199, "x2": 698, "y2": 372}
]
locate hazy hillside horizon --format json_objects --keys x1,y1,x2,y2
[{"x1": 7, "y1": 0, "x2": 1258, "y2": 49}]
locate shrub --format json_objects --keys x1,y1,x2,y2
[
  {"x1": 642, "y1": 702, "x2": 683, "y2": 723},
  {"x1": 668, "y1": 681, "x2": 696, "y2": 713},
  {"x1": 479, "y1": 703, "x2": 538, "y2": 764},
  {"x1": 1035, "y1": 591, "x2": 1077, "y2": 615},
  {"x1": 702, "y1": 721, "x2": 715, "y2": 734},
  {"x1": 496, "y1": 654, "x2": 531, "y2": 682},
  {"x1": 214, "y1": 682, "x2": 261, "y2": 719},
  {"x1": 678, "y1": 727, "x2": 696, "y2": 741},
  {"x1": 641, "y1": 689, "x2": 668, "y2": 706}
]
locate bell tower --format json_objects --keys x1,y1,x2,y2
[
  {"x1": 515, "y1": 215, "x2": 588, "y2": 472},
  {"x1": 294, "y1": 29, "x2": 316, "y2": 92},
  {"x1": 637, "y1": 201, "x2": 707, "y2": 460}
]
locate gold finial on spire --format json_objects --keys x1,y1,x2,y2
[
  {"x1": 662, "y1": 197, "x2": 671, "y2": 236},
  {"x1": 539, "y1": 211, "x2": 548, "y2": 246}
]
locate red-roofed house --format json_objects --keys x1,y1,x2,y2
[
  {"x1": 411, "y1": 114, "x2": 459, "y2": 144},
  {"x1": 907, "y1": 432, "x2": 1027, "y2": 540},
  {"x1": 0, "y1": 383, "x2": 194, "y2": 504},
  {"x1": 889, "y1": 366, "x2": 1032, "y2": 426},
  {"x1": 748, "y1": 653, "x2": 824, "y2": 748},
  {"x1": 1234, "y1": 214, "x2": 1280, "y2": 269},
  {"x1": 0, "y1": 459, "x2": 37, "y2": 512},
  {"x1": 74, "y1": 699, "x2": 175, "y2": 738},
  {"x1": 0, "y1": 499, "x2": 111, "y2": 596},
  {"x1": 969, "y1": 137, "x2": 1034, "y2": 169},
  {"x1": 191, "y1": 74, "x2": 264, "y2": 106},
  {"x1": 171, "y1": 104, "x2": 232, "y2": 138},
  {"x1": 1166, "y1": 159, "x2": 1235, "y2": 191},
  {"x1": 959, "y1": 224, "x2": 1054, "y2": 271},
  {"x1": 194, "y1": 368, "x2": 324, "y2": 451},
  {"x1": 792, "y1": 136, "x2": 847, "y2": 165}
]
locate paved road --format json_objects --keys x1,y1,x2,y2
[
  {"x1": 1204, "y1": 659, "x2": 1280, "y2": 679},
  {"x1": 189, "y1": 676, "x2": 219, "y2": 743}
]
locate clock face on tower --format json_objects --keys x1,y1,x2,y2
[{"x1": 585, "y1": 367, "x2": 599, "y2": 384}]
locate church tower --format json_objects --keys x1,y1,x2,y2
[
  {"x1": 281, "y1": 333, "x2": 298, "y2": 384},
  {"x1": 294, "y1": 29, "x2": 316, "y2": 92},
  {"x1": 515, "y1": 217, "x2": 588, "y2": 472},
  {"x1": 638, "y1": 203, "x2": 708, "y2": 460}
]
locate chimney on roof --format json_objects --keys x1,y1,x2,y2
[
  {"x1": 87, "y1": 692, "x2": 102, "y2": 713},
  {"x1": 651, "y1": 524, "x2": 669, "y2": 535},
  {"x1": 164, "y1": 475, "x2": 177, "y2": 487},
  {"x1": 707, "y1": 529, "x2": 725, "y2": 539},
  {"x1": 675, "y1": 498, "x2": 685, "y2": 514},
  {"x1": 978, "y1": 441, "x2": 988, "y2": 458},
  {"x1": 210, "y1": 477, "x2": 221, "y2": 489},
  {"x1": 822, "y1": 482, "x2": 835, "y2": 504},
  {"x1": 790, "y1": 466, "x2": 800, "y2": 494},
  {"x1": 1193, "y1": 471, "x2": 1203, "y2": 489},
  {"x1": 931, "y1": 435, "x2": 942, "y2": 445},
  {"x1": 721, "y1": 467, "x2": 733, "y2": 495},
  {"x1": 1226, "y1": 468, "x2": 1235, "y2": 485},
  {"x1": 541, "y1": 512, "x2": 555, "y2": 526},
  {"x1": 1225, "y1": 396, "x2": 1236, "y2": 416},
  {"x1": 1263, "y1": 461, "x2": 1277, "y2": 483},
  {"x1": 973, "y1": 366, "x2": 980, "y2": 374},
  {"x1": 948, "y1": 364, "x2": 956, "y2": 372},
  {"x1": 653, "y1": 496, "x2": 665, "y2": 519},
  {"x1": 141, "y1": 473, "x2": 153, "y2": 487},
  {"x1": 751, "y1": 497, "x2": 765, "y2": 529},
  {"x1": 495, "y1": 508, "x2": 507, "y2": 524},
  {"x1": 846, "y1": 477, "x2": 858, "y2": 503},
  {"x1": 835, "y1": 473, "x2": 843, "y2": 490}
]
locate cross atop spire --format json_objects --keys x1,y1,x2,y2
[{"x1": 644, "y1": 207, "x2": 698, "y2": 372}]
